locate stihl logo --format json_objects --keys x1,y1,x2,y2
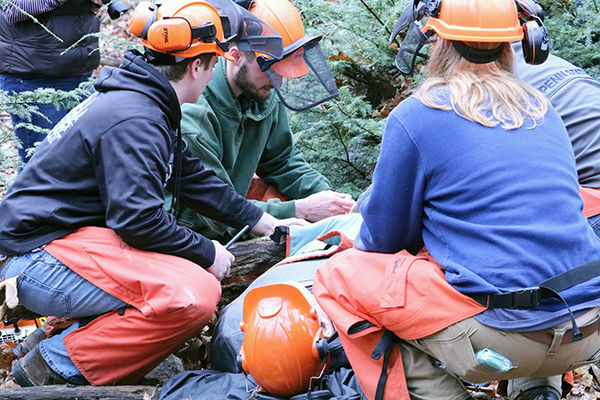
[{"x1": 162, "y1": 27, "x2": 169, "y2": 43}]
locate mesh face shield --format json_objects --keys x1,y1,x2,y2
[
  {"x1": 259, "y1": 36, "x2": 338, "y2": 112},
  {"x1": 394, "y1": 21, "x2": 433, "y2": 74},
  {"x1": 211, "y1": 0, "x2": 283, "y2": 58},
  {"x1": 390, "y1": 0, "x2": 438, "y2": 74}
]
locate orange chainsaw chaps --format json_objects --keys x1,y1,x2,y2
[
  {"x1": 45, "y1": 227, "x2": 221, "y2": 385},
  {"x1": 313, "y1": 248, "x2": 486, "y2": 400}
]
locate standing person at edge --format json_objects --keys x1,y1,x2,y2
[
  {"x1": 172, "y1": 0, "x2": 355, "y2": 241},
  {"x1": 313, "y1": 1, "x2": 600, "y2": 400},
  {"x1": 512, "y1": 40, "x2": 600, "y2": 237},
  {"x1": 0, "y1": 0, "x2": 302, "y2": 387},
  {"x1": 0, "y1": 0, "x2": 102, "y2": 164}
]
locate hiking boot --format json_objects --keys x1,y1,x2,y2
[
  {"x1": 515, "y1": 386, "x2": 561, "y2": 400},
  {"x1": 12, "y1": 345, "x2": 67, "y2": 386},
  {"x1": 13, "y1": 327, "x2": 46, "y2": 358}
]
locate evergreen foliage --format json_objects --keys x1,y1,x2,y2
[
  {"x1": 290, "y1": 0, "x2": 414, "y2": 195},
  {"x1": 540, "y1": 0, "x2": 600, "y2": 78}
]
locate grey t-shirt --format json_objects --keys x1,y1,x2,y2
[{"x1": 512, "y1": 42, "x2": 600, "y2": 188}]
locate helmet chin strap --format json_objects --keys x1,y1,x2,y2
[{"x1": 452, "y1": 41, "x2": 506, "y2": 64}]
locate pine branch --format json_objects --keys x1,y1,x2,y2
[{"x1": 357, "y1": 0, "x2": 392, "y2": 36}]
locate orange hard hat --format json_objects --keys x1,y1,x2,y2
[
  {"x1": 239, "y1": 282, "x2": 334, "y2": 397},
  {"x1": 249, "y1": 0, "x2": 310, "y2": 78},
  {"x1": 424, "y1": 0, "x2": 523, "y2": 42},
  {"x1": 129, "y1": 0, "x2": 234, "y2": 60}
]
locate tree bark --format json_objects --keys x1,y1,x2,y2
[
  {"x1": 0, "y1": 385, "x2": 160, "y2": 399},
  {"x1": 220, "y1": 236, "x2": 286, "y2": 306}
]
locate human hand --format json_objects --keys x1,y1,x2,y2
[
  {"x1": 295, "y1": 191, "x2": 356, "y2": 222},
  {"x1": 206, "y1": 240, "x2": 234, "y2": 281},
  {"x1": 251, "y1": 212, "x2": 309, "y2": 237}
]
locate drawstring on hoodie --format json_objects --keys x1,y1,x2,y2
[{"x1": 169, "y1": 128, "x2": 183, "y2": 215}]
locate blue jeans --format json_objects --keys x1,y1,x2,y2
[
  {"x1": 589, "y1": 214, "x2": 600, "y2": 239},
  {"x1": 0, "y1": 73, "x2": 91, "y2": 164},
  {"x1": 1, "y1": 250, "x2": 127, "y2": 384}
]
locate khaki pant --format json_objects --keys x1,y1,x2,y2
[{"x1": 399, "y1": 309, "x2": 600, "y2": 400}]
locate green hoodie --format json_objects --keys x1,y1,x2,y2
[{"x1": 174, "y1": 59, "x2": 332, "y2": 239}]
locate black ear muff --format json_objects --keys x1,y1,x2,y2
[{"x1": 522, "y1": 18, "x2": 549, "y2": 65}]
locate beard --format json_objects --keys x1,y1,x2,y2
[{"x1": 233, "y1": 63, "x2": 273, "y2": 106}]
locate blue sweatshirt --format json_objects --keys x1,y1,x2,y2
[{"x1": 356, "y1": 95, "x2": 600, "y2": 331}]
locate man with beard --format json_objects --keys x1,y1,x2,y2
[{"x1": 173, "y1": 0, "x2": 355, "y2": 241}]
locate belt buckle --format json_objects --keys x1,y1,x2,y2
[{"x1": 509, "y1": 287, "x2": 540, "y2": 308}]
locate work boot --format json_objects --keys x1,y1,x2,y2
[
  {"x1": 515, "y1": 386, "x2": 561, "y2": 400},
  {"x1": 12, "y1": 345, "x2": 67, "y2": 386},
  {"x1": 13, "y1": 327, "x2": 46, "y2": 358}
]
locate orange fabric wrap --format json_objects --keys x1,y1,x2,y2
[
  {"x1": 313, "y1": 248, "x2": 486, "y2": 400},
  {"x1": 44, "y1": 227, "x2": 221, "y2": 385},
  {"x1": 246, "y1": 174, "x2": 288, "y2": 202},
  {"x1": 580, "y1": 186, "x2": 600, "y2": 218}
]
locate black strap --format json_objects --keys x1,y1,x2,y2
[
  {"x1": 451, "y1": 41, "x2": 505, "y2": 64},
  {"x1": 469, "y1": 287, "x2": 540, "y2": 309},
  {"x1": 469, "y1": 259, "x2": 600, "y2": 342},
  {"x1": 539, "y1": 259, "x2": 600, "y2": 292},
  {"x1": 371, "y1": 331, "x2": 397, "y2": 400}
]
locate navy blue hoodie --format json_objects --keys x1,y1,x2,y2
[{"x1": 0, "y1": 51, "x2": 263, "y2": 267}]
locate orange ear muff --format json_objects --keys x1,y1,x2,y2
[
  {"x1": 147, "y1": 18, "x2": 193, "y2": 53},
  {"x1": 129, "y1": 1, "x2": 157, "y2": 39}
]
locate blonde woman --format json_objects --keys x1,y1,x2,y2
[{"x1": 313, "y1": 1, "x2": 600, "y2": 399}]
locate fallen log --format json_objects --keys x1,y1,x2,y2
[
  {"x1": 0, "y1": 384, "x2": 160, "y2": 399},
  {"x1": 220, "y1": 235, "x2": 286, "y2": 306}
]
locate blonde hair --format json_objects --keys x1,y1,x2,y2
[{"x1": 416, "y1": 39, "x2": 547, "y2": 129}]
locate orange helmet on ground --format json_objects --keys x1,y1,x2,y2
[{"x1": 239, "y1": 281, "x2": 334, "y2": 397}]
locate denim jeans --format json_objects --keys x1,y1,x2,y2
[
  {"x1": 0, "y1": 73, "x2": 91, "y2": 164},
  {"x1": 589, "y1": 214, "x2": 600, "y2": 239},
  {"x1": 1, "y1": 250, "x2": 127, "y2": 384}
]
